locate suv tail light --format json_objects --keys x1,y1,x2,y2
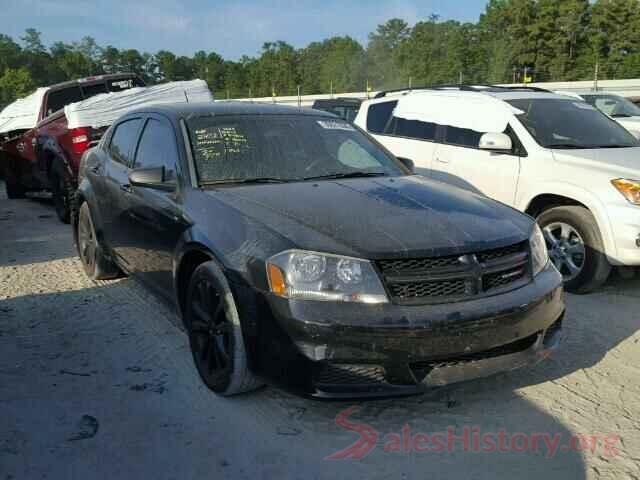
[{"x1": 70, "y1": 127, "x2": 90, "y2": 154}]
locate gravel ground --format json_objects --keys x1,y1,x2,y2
[{"x1": 1, "y1": 182, "x2": 638, "y2": 480}]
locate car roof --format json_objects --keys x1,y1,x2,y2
[
  {"x1": 126, "y1": 101, "x2": 337, "y2": 120},
  {"x1": 364, "y1": 89, "x2": 575, "y2": 106}
]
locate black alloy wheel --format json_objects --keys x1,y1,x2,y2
[{"x1": 188, "y1": 278, "x2": 234, "y2": 388}]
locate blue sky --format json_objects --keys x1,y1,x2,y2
[{"x1": 2, "y1": 0, "x2": 488, "y2": 59}]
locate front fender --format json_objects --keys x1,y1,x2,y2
[{"x1": 517, "y1": 181, "x2": 616, "y2": 259}]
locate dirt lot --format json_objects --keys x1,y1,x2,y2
[{"x1": 0, "y1": 183, "x2": 638, "y2": 480}]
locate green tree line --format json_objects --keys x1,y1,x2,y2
[{"x1": 2, "y1": 0, "x2": 640, "y2": 108}]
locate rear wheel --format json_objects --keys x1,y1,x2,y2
[
  {"x1": 537, "y1": 206, "x2": 611, "y2": 293},
  {"x1": 4, "y1": 163, "x2": 25, "y2": 199},
  {"x1": 51, "y1": 169, "x2": 72, "y2": 223},
  {"x1": 185, "y1": 261, "x2": 263, "y2": 396},
  {"x1": 76, "y1": 202, "x2": 121, "y2": 280}
]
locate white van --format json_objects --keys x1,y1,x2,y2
[{"x1": 355, "y1": 86, "x2": 640, "y2": 293}]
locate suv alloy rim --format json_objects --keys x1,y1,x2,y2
[
  {"x1": 543, "y1": 221, "x2": 586, "y2": 281},
  {"x1": 189, "y1": 280, "x2": 233, "y2": 383}
]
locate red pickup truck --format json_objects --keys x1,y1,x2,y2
[{"x1": 1, "y1": 73, "x2": 144, "y2": 222}]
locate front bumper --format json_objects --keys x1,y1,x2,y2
[
  {"x1": 243, "y1": 263, "x2": 564, "y2": 398},
  {"x1": 606, "y1": 202, "x2": 640, "y2": 265}
]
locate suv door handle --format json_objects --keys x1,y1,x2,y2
[
  {"x1": 435, "y1": 156, "x2": 449, "y2": 164},
  {"x1": 120, "y1": 184, "x2": 132, "y2": 193}
]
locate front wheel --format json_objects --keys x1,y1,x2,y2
[
  {"x1": 185, "y1": 261, "x2": 263, "y2": 396},
  {"x1": 537, "y1": 206, "x2": 611, "y2": 294}
]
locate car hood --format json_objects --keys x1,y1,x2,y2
[
  {"x1": 205, "y1": 176, "x2": 532, "y2": 259},
  {"x1": 552, "y1": 146, "x2": 640, "y2": 178}
]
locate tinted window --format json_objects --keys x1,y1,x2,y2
[
  {"x1": 366, "y1": 101, "x2": 397, "y2": 134},
  {"x1": 109, "y1": 118, "x2": 143, "y2": 166},
  {"x1": 134, "y1": 119, "x2": 177, "y2": 180},
  {"x1": 445, "y1": 126, "x2": 483, "y2": 148},
  {"x1": 187, "y1": 115, "x2": 404, "y2": 184},
  {"x1": 45, "y1": 87, "x2": 83, "y2": 116},
  {"x1": 507, "y1": 98, "x2": 638, "y2": 149},
  {"x1": 389, "y1": 117, "x2": 436, "y2": 141},
  {"x1": 81, "y1": 82, "x2": 109, "y2": 98}
]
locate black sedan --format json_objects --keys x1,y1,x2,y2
[{"x1": 74, "y1": 102, "x2": 565, "y2": 398}]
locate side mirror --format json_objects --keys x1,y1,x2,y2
[
  {"x1": 478, "y1": 132, "x2": 513, "y2": 152},
  {"x1": 397, "y1": 156, "x2": 415, "y2": 173},
  {"x1": 129, "y1": 166, "x2": 175, "y2": 191}
]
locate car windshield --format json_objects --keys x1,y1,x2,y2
[
  {"x1": 186, "y1": 114, "x2": 405, "y2": 185},
  {"x1": 507, "y1": 98, "x2": 639, "y2": 149},
  {"x1": 582, "y1": 93, "x2": 640, "y2": 118}
]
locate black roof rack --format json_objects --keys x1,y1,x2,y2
[{"x1": 374, "y1": 84, "x2": 550, "y2": 98}]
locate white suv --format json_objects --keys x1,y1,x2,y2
[{"x1": 355, "y1": 86, "x2": 640, "y2": 293}]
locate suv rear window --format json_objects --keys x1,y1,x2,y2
[{"x1": 366, "y1": 101, "x2": 397, "y2": 134}]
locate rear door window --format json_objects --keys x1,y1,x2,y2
[
  {"x1": 109, "y1": 118, "x2": 143, "y2": 166},
  {"x1": 45, "y1": 87, "x2": 83, "y2": 116},
  {"x1": 133, "y1": 119, "x2": 178, "y2": 180},
  {"x1": 366, "y1": 101, "x2": 397, "y2": 134}
]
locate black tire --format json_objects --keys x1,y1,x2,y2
[
  {"x1": 185, "y1": 261, "x2": 263, "y2": 396},
  {"x1": 51, "y1": 168, "x2": 72, "y2": 224},
  {"x1": 537, "y1": 206, "x2": 611, "y2": 294},
  {"x1": 76, "y1": 202, "x2": 122, "y2": 281},
  {"x1": 5, "y1": 163, "x2": 25, "y2": 200},
  {"x1": 5, "y1": 176, "x2": 25, "y2": 199}
]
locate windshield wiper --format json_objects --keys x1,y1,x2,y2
[
  {"x1": 200, "y1": 177, "x2": 290, "y2": 186},
  {"x1": 302, "y1": 172, "x2": 387, "y2": 181}
]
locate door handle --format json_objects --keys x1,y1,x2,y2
[
  {"x1": 435, "y1": 156, "x2": 450, "y2": 164},
  {"x1": 120, "y1": 184, "x2": 132, "y2": 193}
]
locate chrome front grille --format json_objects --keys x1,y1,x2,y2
[{"x1": 377, "y1": 241, "x2": 531, "y2": 305}]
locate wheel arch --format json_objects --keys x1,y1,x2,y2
[
  {"x1": 520, "y1": 185, "x2": 616, "y2": 260},
  {"x1": 174, "y1": 243, "x2": 220, "y2": 320}
]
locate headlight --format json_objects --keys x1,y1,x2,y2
[
  {"x1": 266, "y1": 250, "x2": 388, "y2": 303},
  {"x1": 612, "y1": 178, "x2": 640, "y2": 205},
  {"x1": 530, "y1": 224, "x2": 549, "y2": 276}
]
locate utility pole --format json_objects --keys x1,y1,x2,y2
[
  {"x1": 523, "y1": 66, "x2": 528, "y2": 85},
  {"x1": 297, "y1": 85, "x2": 301, "y2": 107},
  {"x1": 458, "y1": 71, "x2": 463, "y2": 85},
  {"x1": 366, "y1": 79, "x2": 371, "y2": 99},
  {"x1": 330, "y1": 80, "x2": 334, "y2": 99},
  {"x1": 594, "y1": 61, "x2": 599, "y2": 91},
  {"x1": 409, "y1": 76, "x2": 412, "y2": 90},
  {"x1": 513, "y1": 67, "x2": 517, "y2": 84}
]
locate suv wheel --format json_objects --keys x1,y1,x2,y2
[
  {"x1": 51, "y1": 169, "x2": 72, "y2": 223},
  {"x1": 537, "y1": 206, "x2": 611, "y2": 293},
  {"x1": 185, "y1": 261, "x2": 263, "y2": 396},
  {"x1": 76, "y1": 202, "x2": 121, "y2": 280}
]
